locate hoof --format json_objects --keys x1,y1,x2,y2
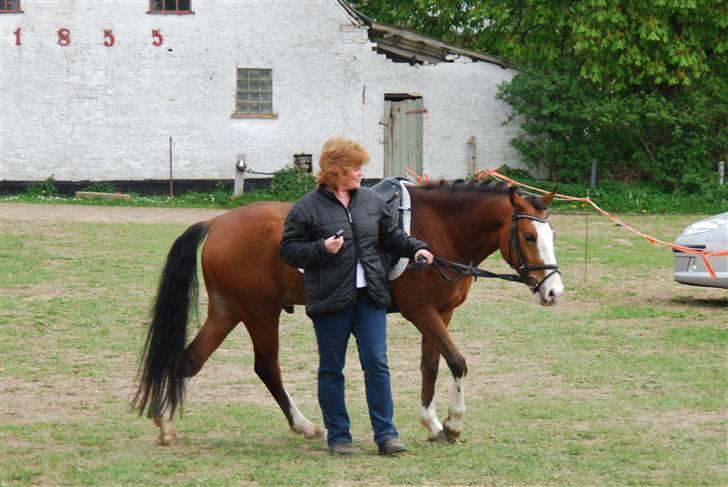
[
  {"x1": 427, "y1": 430, "x2": 451, "y2": 443},
  {"x1": 442, "y1": 424, "x2": 461, "y2": 442},
  {"x1": 303, "y1": 427, "x2": 324, "y2": 440},
  {"x1": 292, "y1": 424, "x2": 325, "y2": 440},
  {"x1": 158, "y1": 432, "x2": 178, "y2": 446}
]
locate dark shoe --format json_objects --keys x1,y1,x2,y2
[
  {"x1": 378, "y1": 438, "x2": 407, "y2": 456},
  {"x1": 329, "y1": 442, "x2": 357, "y2": 455}
]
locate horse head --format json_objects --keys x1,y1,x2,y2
[{"x1": 499, "y1": 186, "x2": 564, "y2": 306}]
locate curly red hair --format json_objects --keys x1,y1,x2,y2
[{"x1": 316, "y1": 137, "x2": 369, "y2": 188}]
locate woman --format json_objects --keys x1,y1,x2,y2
[{"x1": 279, "y1": 137, "x2": 433, "y2": 456}]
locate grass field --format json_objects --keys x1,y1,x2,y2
[{"x1": 1, "y1": 204, "x2": 726, "y2": 486}]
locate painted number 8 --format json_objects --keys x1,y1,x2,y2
[{"x1": 58, "y1": 28, "x2": 70, "y2": 46}]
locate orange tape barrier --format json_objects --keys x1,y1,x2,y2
[{"x1": 472, "y1": 169, "x2": 727, "y2": 278}]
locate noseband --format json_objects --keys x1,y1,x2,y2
[{"x1": 509, "y1": 213, "x2": 561, "y2": 294}]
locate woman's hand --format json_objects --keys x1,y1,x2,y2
[
  {"x1": 324, "y1": 234, "x2": 344, "y2": 254},
  {"x1": 414, "y1": 249, "x2": 434, "y2": 264}
]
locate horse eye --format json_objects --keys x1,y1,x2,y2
[{"x1": 524, "y1": 233, "x2": 536, "y2": 243}]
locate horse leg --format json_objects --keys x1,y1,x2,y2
[
  {"x1": 154, "y1": 311, "x2": 238, "y2": 446},
  {"x1": 419, "y1": 310, "x2": 464, "y2": 442},
  {"x1": 419, "y1": 337, "x2": 444, "y2": 441},
  {"x1": 403, "y1": 306, "x2": 467, "y2": 442},
  {"x1": 245, "y1": 310, "x2": 322, "y2": 439}
]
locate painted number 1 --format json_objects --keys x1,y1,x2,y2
[{"x1": 14, "y1": 28, "x2": 21, "y2": 46}]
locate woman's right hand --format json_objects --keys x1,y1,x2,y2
[{"x1": 324, "y1": 234, "x2": 344, "y2": 254}]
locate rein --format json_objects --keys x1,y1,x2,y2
[
  {"x1": 407, "y1": 257, "x2": 526, "y2": 284},
  {"x1": 407, "y1": 212, "x2": 561, "y2": 293}
]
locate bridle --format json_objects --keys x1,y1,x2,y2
[
  {"x1": 508, "y1": 213, "x2": 561, "y2": 294},
  {"x1": 407, "y1": 211, "x2": 560, "y2": 293}
]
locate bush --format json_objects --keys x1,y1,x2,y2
[
  {"x1": 501, "y1": 171, "x2": 728, "y2": 214},
  {"x1": 25, "y1": 177, "x2": 58, "y2": 197},
  {"x1": 267, "y1": 167, "x2": 316, "y2": 201},
  {"x1": 497, "y1": 67, "x2": 726, "y2": 191}
]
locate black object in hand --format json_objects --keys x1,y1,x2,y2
[{"x1": 333, "y1": 229, "x2": 344, "y2": 238}]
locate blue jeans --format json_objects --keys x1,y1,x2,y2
[{"x1": 312, "y1": 288, "x2": 398, "y2": 447}]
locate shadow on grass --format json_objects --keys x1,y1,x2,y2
[{"x1": 670, "y1": 295, "x2": 728, "y2": 308}]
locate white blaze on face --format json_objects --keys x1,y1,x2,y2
[{"x1": 534, "y1": 221, "x2": 564, "y2": 302}]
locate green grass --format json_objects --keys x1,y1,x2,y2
[{"x1": 1, "y1": 208, "x2": 726, "y2": 485}]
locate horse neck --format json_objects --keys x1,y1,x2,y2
[{"x1": 410, "y1": 188, "x2": 511, "y2": 265}]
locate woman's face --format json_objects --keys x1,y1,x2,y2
[{"x1": 339, "y1": 165, "x2": 364, "y2": 191}]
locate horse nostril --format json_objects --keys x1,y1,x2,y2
[{"x1": 548, "y1": 289, "x2": 556, "y2": 298}]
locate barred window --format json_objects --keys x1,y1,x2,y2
[
  {"x1": 234, "y1": 68, "x2": 275, "y2": 117},
  {"x1": 0, "y1": 0, "x2": 22, "y2": 13},
  {"x1": 149, "y1": 0, "x2": 192, "y2": 14}
]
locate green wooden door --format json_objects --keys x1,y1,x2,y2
[{"x1": 383, "y1": 97, "x2": 423, "y2": 178}]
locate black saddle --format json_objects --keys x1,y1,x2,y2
[
  {"x1": 372, "y1": 177, "x2": 409, "y2": 232},
  {"x1": 371, "y1": 177, "x2": 411, "y2": 270}
]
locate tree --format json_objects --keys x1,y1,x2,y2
[
  {"x1": 351, "y1": 1, "x2": 727, "y2": 187},
  {"x1": 352, "y1": 0, "x2": 727, "y2": 92}
]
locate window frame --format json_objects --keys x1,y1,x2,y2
[
  {"x1": 147, "y1": 0, "x2": 194, "y2": 15},
  {"x1": 232, "y1": 68, "x2": 277, "y2": 119},
  {"x1": 0, "y1": 0, "x2": 23, "y2": 14}
]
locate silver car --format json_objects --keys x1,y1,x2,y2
[{"x1": 673, "y1": 212, "x2": 728, "y2": 289}]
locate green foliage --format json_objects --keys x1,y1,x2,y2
[
  {"x1": 353, "y1": 1, "x2": 727, "y2": 191},
  {"x1": 497, "y1": 68, "x2": 727, "y2": 190},
  {"x1": 353, "y1": 0, "x2": 727, "y2": 93},
  {"x1": 82, "y1": 181, "x2": 117, "y2": 193},
  {"x1": 267, "y1": 167, "x2": 316, "y2": 201},
  {"x1": 25, "y1": 177, "x2": 58, "y2": 197}
]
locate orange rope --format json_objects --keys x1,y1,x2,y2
[{"x1": 473, "y1": 169, "x2": 727, "y2": 278}]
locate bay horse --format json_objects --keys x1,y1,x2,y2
[{"x1": 133, "y1": 181, "x2": 564, "y2": 446}]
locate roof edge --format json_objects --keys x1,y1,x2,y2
[
  {"x1": 335, "y1": 1, "x2": 515, "y2": 69},
  {"x1": 335, "y1": 0, "x2": 372, "y2": 26}
]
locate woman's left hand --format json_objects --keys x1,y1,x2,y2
[{"x1": 414, "y1": 249, "x2": 434, "y2": 264}]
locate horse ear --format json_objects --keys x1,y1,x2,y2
[
  {"x1": 508, "y1": 185, "x2": 525, "y2": 210},
  {"x1": 542, "y1": 188, "x2": 557, "y2": 207}
]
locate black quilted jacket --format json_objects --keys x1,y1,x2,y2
[{"x1": 280, "y1": 186, "x2": 428, "y2": 316}]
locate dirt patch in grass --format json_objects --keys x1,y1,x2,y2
[
  {"x1": 0, "y1": 375, "x2": 128, "y2": 424},
  {"x1": 0, "y1": 282, "x2": 68, "y2": 299},
  {"x1": 635, "y1": 409, "x2": 726, "y2": 433},
  {"x1": 1, "y1": 203, "x2": 226, "y2": 225}
]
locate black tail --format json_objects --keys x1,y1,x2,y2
[{"x1": 133, "y1": 222, "x2": 209, "y2": 418}]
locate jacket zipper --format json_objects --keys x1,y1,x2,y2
[{"x1": 344, "y1": 202, "x2": 363, "y2": 292}]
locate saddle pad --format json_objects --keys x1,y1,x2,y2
[{"x1": 387, "y1": 180, "x2": 413, "y2": 281}]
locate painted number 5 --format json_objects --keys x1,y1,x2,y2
[
  {"x1": 152, "y1": 29, "x2": 163, "y2": 47},
  {"x1": 104, "y1": 29, "x2": 115, "y2": 47}
]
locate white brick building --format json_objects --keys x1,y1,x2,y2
[{"x1": 0, "y1": 0, "x2": 521, "y2": 188}]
